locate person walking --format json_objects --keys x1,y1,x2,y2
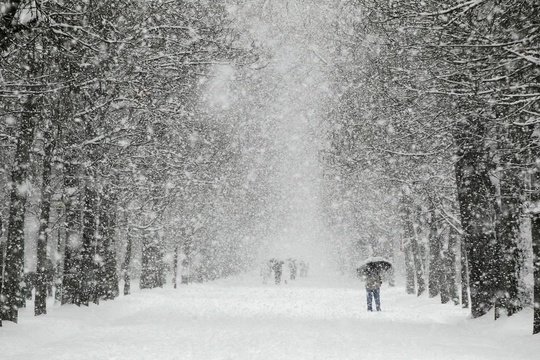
[
  {"x1": 271, "y1": 259, "x2": 284, "y2": 285},
  {"x1": 363, "y1": 268, "x2": 382, "y2": 311},
  {"x1": 288, "y1": 258, "x2": 297, "y2": 280}
]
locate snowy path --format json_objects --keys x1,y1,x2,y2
[{"x1": 2, "y1": 273, "x2": 538, "y2": 360}]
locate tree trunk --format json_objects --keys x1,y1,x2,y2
[
  {"x1": 460, "y1": 239, "x2": 470, "y2": 309},
  {"x1": 404, "y1": 245, "x2": 415, "y2": 294},
  {"x1": 94, "y1": 191, "x2": 106, "y2": 303},
  {"x1": 494, "y1": 167, "x2": 523, "y2": 319},
  {"x1": 400, "y1": 197, "x2": 416, "y2": 295},
  {"x1": 140, "y1": 234, "x2": 152, "y2": 289},
  {"x1": 54, "y1": 208, "x2": 65, "y2": 304},
  {"x1": 80, "y1": 183, "x2": 97, "y2": 306},
  {"x1": 411, "y1": 211, "x2": 426, "y2": 296},
  {"x1": 140, "y1": 231, "x2": 164, "y2": 289},
  {"x1": 35, "y1": 121, "x2": 56, "y2": 316},
  {"x1": 61, "y1": 160, "x2": 82, "y2": 306},
  {"x1": 173, "y1": 245, "x2": 179, "y2": 289},
  {"x1": 446, "y1": 226, "x2": 459, "y2": 305},
  {"x1": 0, "y1": 102, "x2": 36, "y2": 323},
  {"x1": 494, "y1": 125, "x2": 527, "y2": 319},
  {"x1": 99, "y1": 190, "x2": 119, "y2": 300},
  {"x1": 410, "y1": 204, "x2": 426, "y2": 296},
  {"x1": 454, "y1": 120, "x2": 497, "y2": 318},
  {"x1": 428, "y1": 206, "x2": 442, "y2": 299},
  {"x1": 530, "y1": 154, "x2": 540, "y2": 334},
  {"x1": 388, "y1": 251, "x2": 396, "y2": 287},
  {"x1": 122, "y1": 227, "x2": 133, "y2": 296},
  {"x1": 531, "y1": 209, "x2": 540, "y2": 334},
  {"x1": 0, "y1": 216, "x2": 4, "y2": 327}
]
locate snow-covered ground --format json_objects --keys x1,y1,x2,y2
[{"x1": 2, "y1": 272, "x2": 538, "y2": 360}]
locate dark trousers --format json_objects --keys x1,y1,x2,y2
[{"x1": 366, "y1": 288, "x2": 381, "y2": 311}]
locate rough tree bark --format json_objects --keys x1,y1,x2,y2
[
  {"x1": 530, "y1": 150, "x2": 540, "y2": 334},
  {"x1": 454, "y1": 119, "x2": 498, "y2": 318},
  {"x1": 99, "y1": 190, "x2": 118, "y2": 300},
  {"x1": 0, "y1": 216, "x2": 4, "y2": 327},
  {"x1": 428, "y1": 205, "x2": 442, "y2": 299},
  {"x1": 54, "y1": 207, "x2": 64, "y2": 304},
  {"x1": 402, "y1": 236, "x2": 416, "y2": 295},
  {"x1": 460, "y1": 239, "x2": 470, "y2": 309},
  {"x1": 400, "y1": 195, "x2": 417, "y2": 295},
  {"x1": 494, "y1": 124, "x2": 529, "y2": 319},
  {"x1": 410, "y1": 221, "x2": 427, "y2": 297},
  {"x1": 61, "y1": 160, "x2": 82, "y2": 306},
  {"x1": 446, "y1": 226, "x2": 459, "y2": 305},
  {"x1": 0, "y1": 98, "x2": 36, "y2": 323},
  {"x1": 140, "y1": 231, "x2": 164, "y2": 289},
  {"x1": 173, "y1": 245, "x2": 179, "y2": 289},
  {"x1": 80, "y1": 182, "x2": 97, "y2": 306},
  {"x1": 122, "y1": 227, "x2": 133, "y2": 296},
  {"x1": 35, "y1": 121, "x2": 56, "y2": 316},
  {"x1": 531, "y1": 203, "x2": 540, "y2": 334}
]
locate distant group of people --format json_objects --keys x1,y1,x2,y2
[
  {"x1": 259, "y1": 256, "x2": 388, "y2": 312},
  {"x1": 260, "y1": 258, "x2": 309, "y2": 285}
]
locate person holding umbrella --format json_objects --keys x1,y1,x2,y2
[
  {"x1": 363, "y1": 267, "x2": 382, "y2": 311},
  {"x1": 357, "y1": 257, "x2": 392, "y2": 312}
]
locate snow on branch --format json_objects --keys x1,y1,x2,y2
[
  {"x1": 505, "y1": 47, "x2": 540, "y2": 67},
  {"x1": 416, "y1": 0, "x2": 485, "y2": 17},
  {"x1": 438, "y1": 207, "x2": 463, "y2": 235}
]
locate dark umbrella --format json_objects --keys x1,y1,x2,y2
[{"x1": 357, "y1": 256, "x2": 392, "y2": 276}]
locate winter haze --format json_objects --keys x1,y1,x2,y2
[{"x1": 1, "y1": 1, "x2": 540, "y2": 359}]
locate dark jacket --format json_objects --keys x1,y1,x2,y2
[{"x1": 363, "y1": 271, "x2": 382, "y2": 291}]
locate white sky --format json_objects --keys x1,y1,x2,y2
[{"x1": 230, "y1": 1, "x2": 334, "y2": 268}]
